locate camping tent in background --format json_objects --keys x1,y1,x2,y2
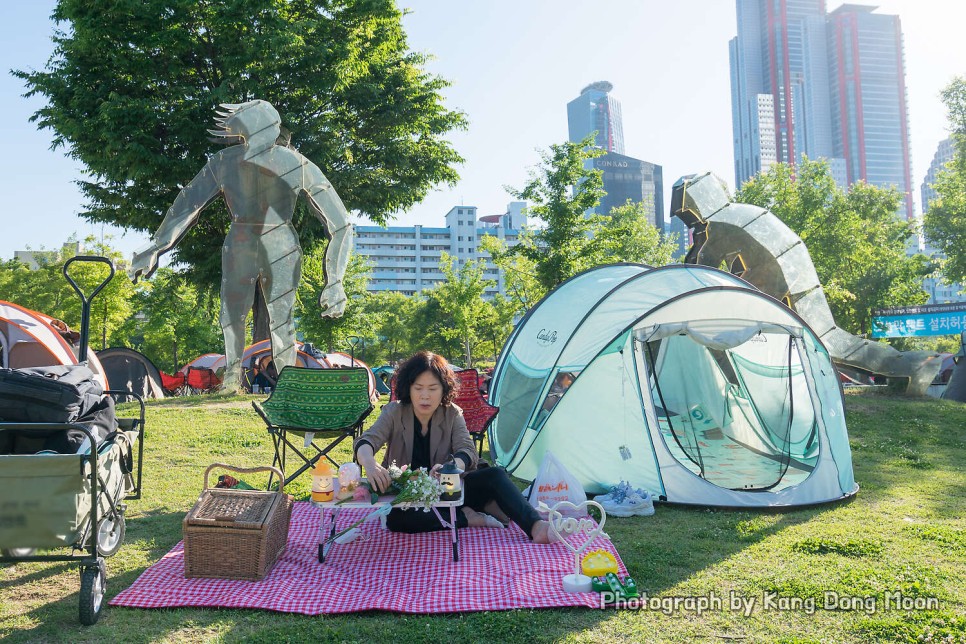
[
  {"x1": 96, "y1": 347, "x2": 165, "y2": 401},
  {"x1": 206, "y1": 339, "x2": 327, "y2": 373},
  {"x1": 178, "y1": 353, "x2": 223, "y2": 374},
  {"x1": 488, "y1": 263, "x2": 858, "y2": 509},
  {"x1": 372, "y1": 365, "x2": 393, "y2": 395},
  {"x1": 0, "y1": 300, "x2": 109, "y2": 390},
  {"x1": 179, "y1": 342, "x2": 379, "y2": 399},
  {"x1": 322, "y1": 351, "x2": 379, "y2": 398}
]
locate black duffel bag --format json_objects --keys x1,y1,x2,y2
[{"x1": 0, "y1": 364, "x2": 104, "y2": 424}]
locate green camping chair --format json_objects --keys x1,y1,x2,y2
[{"x1": 252, "y1": 366, "x2": 374, "y2": 488}]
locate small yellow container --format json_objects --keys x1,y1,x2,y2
[{"x1": 581, "y1": 549, "x2": 618, "y2": 577}]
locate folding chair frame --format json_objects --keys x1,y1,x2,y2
[{"x1": 252, "y1": 367, "x2": 374, "y2": 488}]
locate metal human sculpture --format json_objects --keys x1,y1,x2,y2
[
  {"x1": 129, "y1": 100, "x2": 351, "y2": 391},
  {"x1": 671, "y1": 172, "x2": 942, "y2": 395}
]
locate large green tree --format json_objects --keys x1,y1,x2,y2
[
  {"x1": 478, "y1": 233, "x2": 544, "y2": 316},
  {"x1": 924, "y1": 76, "x2": 966, "y2": 284},
  {"x1": 366, "y1": 290, "x2": 420, "y2": 364},
  {"x1": 16, "y1": 0, "x2": 466, "y2": 294},
  {"x1": 427, "y1": 253, "x2": 495, "y2": 368},
  {"x1": 735, "y1": 157, "x2": 929, "y2": 335},
  {"x1": 501, "y1": 135, "x2": 606, "y2": 291},
  {"x1": 295, "y1": 250, "x2": 373, "y2": 355},
  {"x1": 0, "y1": 237, "x2": 135, "y2": 352},
  {"x1": 596, "y1": 199, "x2": 679, "y2": 267}
]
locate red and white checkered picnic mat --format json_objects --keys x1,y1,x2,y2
[{"x1": 110, "y1": 502, "x2": 627, "y2": 614}]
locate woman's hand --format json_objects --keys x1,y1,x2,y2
[
  {"x1": 356, "y1": 443, "x2": 392, "y2": 493},
  {"x1": 364, "y1": 460, "x2": 392, "y2": 493}
]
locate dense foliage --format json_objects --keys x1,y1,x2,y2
[
  {"x1": 735, "y1": 157, "x2": 929, "y2": 335},
  {"x1": 924, "y1": 76, "x2": 966, "y2": 285},
  {"x1": 15, "y1": 0, "x2": 466, "y2": 294}
]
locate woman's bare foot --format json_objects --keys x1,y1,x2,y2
[
  {"x1": 530, "y1": 520, "x2": 561, "y2": 544},
  {"x1": 463, "y1": 507, "x2": 486, "y2": 527},
  {"x1": 483, "y1": 500, "x2": 510, "y2": 526},
  {"x1": 462, "y1": 507, "x2": 503, "y2": 528}
]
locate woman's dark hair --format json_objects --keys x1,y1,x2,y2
[{"x1": 395, "y1": 351, "x2": 459, "y2": 406}]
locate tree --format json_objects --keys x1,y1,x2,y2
[
  {"x1": 367, "y1": 291, "x2": 420, "y2": 364},
  {"x1": 735, "y1": 157, "x2": 929, "y2": 335},
  {"x1": 477, "y1": 294, "x2": 517, "y2": 363},
  {"x1": 0, "y1": 236, "x2": 135, "y2": 351},
  {"x1": 409, "y1": 296, "x2": 462, "y2": 361},
  {"x1": 111, "y1": 267, "x2": 223, "y2": 372},
  {"x1": 596, "y1": 200, "x2": 679, "y2": 267},
  {"x1": 924, "y1": 76, "x2": 966, "y2": 284},
  {"x1": 427, "y1": 253, "x2": 495, "y2": 368},
  {"x1": 295, "y1": 251, "x2": 373, "y2": 354},
  {"x1": 15, "y1": 0, "x2": 467, "y2": 295},
  {"x1": 495, "y1": 136, "x2": 678, "y2": 297},
  {"x1": 501, "y1": 135, "x2": 606, "y2": 290},
  {"x1": 478, "y1": 233, "x2": 545, "y2": 318}
]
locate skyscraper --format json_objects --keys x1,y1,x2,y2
[
  {"x1": 566, "y1": 83, "x2": 667, "y2": 244},
  {"x1": 567, "y1": 81, "x2": 625, "y2": 154},
  {"x1": 730, "y1": 1, "x2": 912, "y2": 219},
  {"x1": 827, "y1": 4, "x2": 913, "y2": 219},
  {"x1": 921, "y1": 138, "x2": 954, "y2": 217}
]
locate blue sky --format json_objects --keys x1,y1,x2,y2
[{"x1": 2, "y1": 1, "x2": 964, "y2": 261}]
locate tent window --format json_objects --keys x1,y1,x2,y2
[{"x1": 492, "y1": 361, "x2": 546, "y2": 455}]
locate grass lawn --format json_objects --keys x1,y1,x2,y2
[{"x1": 1, "y1": 390, "x2": 964, "y2": 643}]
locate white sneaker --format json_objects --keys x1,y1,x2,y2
[{"x1": 598, "y1": 486, "x2": 655, "y2": 517}]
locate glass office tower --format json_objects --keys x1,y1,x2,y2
[
  {"x1": 567, "y1": 81, "x2": 625, "y2": 154},
  {"x1": 730, "y1": 1, "x2": 911, "y2": 219}
]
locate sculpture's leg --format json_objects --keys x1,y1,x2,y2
[
  {"x1": 220, "y1": 229, "x2": 259, "y2": 391},
  {"x1": 261, "y1": 223, "x2": 302, "y2": 372}
]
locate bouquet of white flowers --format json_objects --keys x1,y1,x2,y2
[{"x1": 387, "y1": 461, "x2": 442, "y2": 512}]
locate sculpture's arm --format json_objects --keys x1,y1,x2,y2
[
  {"x1": 129, "y1": 162, "x2": 221, "y2": 282},
  {"x1": 301, "y1": 160, "x2": 352, "y2": 318}
]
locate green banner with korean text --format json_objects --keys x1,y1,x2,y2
[{"x1": 872, "y1": 302, "x2": 966, "y2": 338}]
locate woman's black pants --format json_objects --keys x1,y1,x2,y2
[{"x1": 386, "y1": 466, "x2": 542, "y2": 539}]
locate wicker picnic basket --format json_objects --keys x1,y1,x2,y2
[{"x1": 183, "y1": 463, "x2": 292, "y2": 581}]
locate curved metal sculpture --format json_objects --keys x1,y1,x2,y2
[
  {"x1": 671, "y1": 172, "x2": 942, "y2": 395},
  {"x1": 129, "y1": 100, "x2": 351, "y2": 391},
  {"x1": 944, "y1": 332, "x2": 966, "y2": 402}
]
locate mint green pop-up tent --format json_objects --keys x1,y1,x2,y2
[{"x1": 488, "y1": 264, "x2": 858, "y2": 508}]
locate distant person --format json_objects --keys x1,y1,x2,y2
[
  {"x1": 251, "y1": 355, "x2": 277, "y2": 391},
  {"x1": 542, "y1": 371, "x2": 575, "y2": 413}
]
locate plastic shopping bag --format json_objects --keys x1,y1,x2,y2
[{"x1": 526, "y1": 450, "x2": 587, "y2": 518}]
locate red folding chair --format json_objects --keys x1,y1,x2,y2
[
  {"x1": 159, "y1": 370, "x2": 187, "y2": 396},
  {"x1": 453, "y1": 369, "x2": 498, "y2": 455},
  {"x1": 185, "y1": 366, "x2": 221, "y2": 394}
]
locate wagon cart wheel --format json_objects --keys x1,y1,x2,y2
[
  {"x1": 1, "y1": 548, "x2": 36, "y2": 557},
  {"x1": 96, "y1": 514, "x2": 126, "y2": 557},
  {"x1": 79, "y1": 560, "x2": 106, "y2": 625}
]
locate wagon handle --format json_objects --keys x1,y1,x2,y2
[
  {"x1": 63, "y1": 255, "x2": 115, "y2": 362},
  {"x1": 203, "y1": 463, "x2": 286, "y2": 494}
]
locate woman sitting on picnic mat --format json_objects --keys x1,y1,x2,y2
[{"x1": 354, "y1": 351, "x2": 559, "y2": 544}]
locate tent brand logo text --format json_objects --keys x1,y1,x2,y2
[
  {"x1": 538, "y1": 482, "x2": 568, "y2": 493},
  {"x1": 536, "y1": 329, "x2": 558, "y2": 346}
]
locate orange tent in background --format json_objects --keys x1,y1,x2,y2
[{"x1": 0, "y1": 300, "x2": 109, "y2": 390}]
